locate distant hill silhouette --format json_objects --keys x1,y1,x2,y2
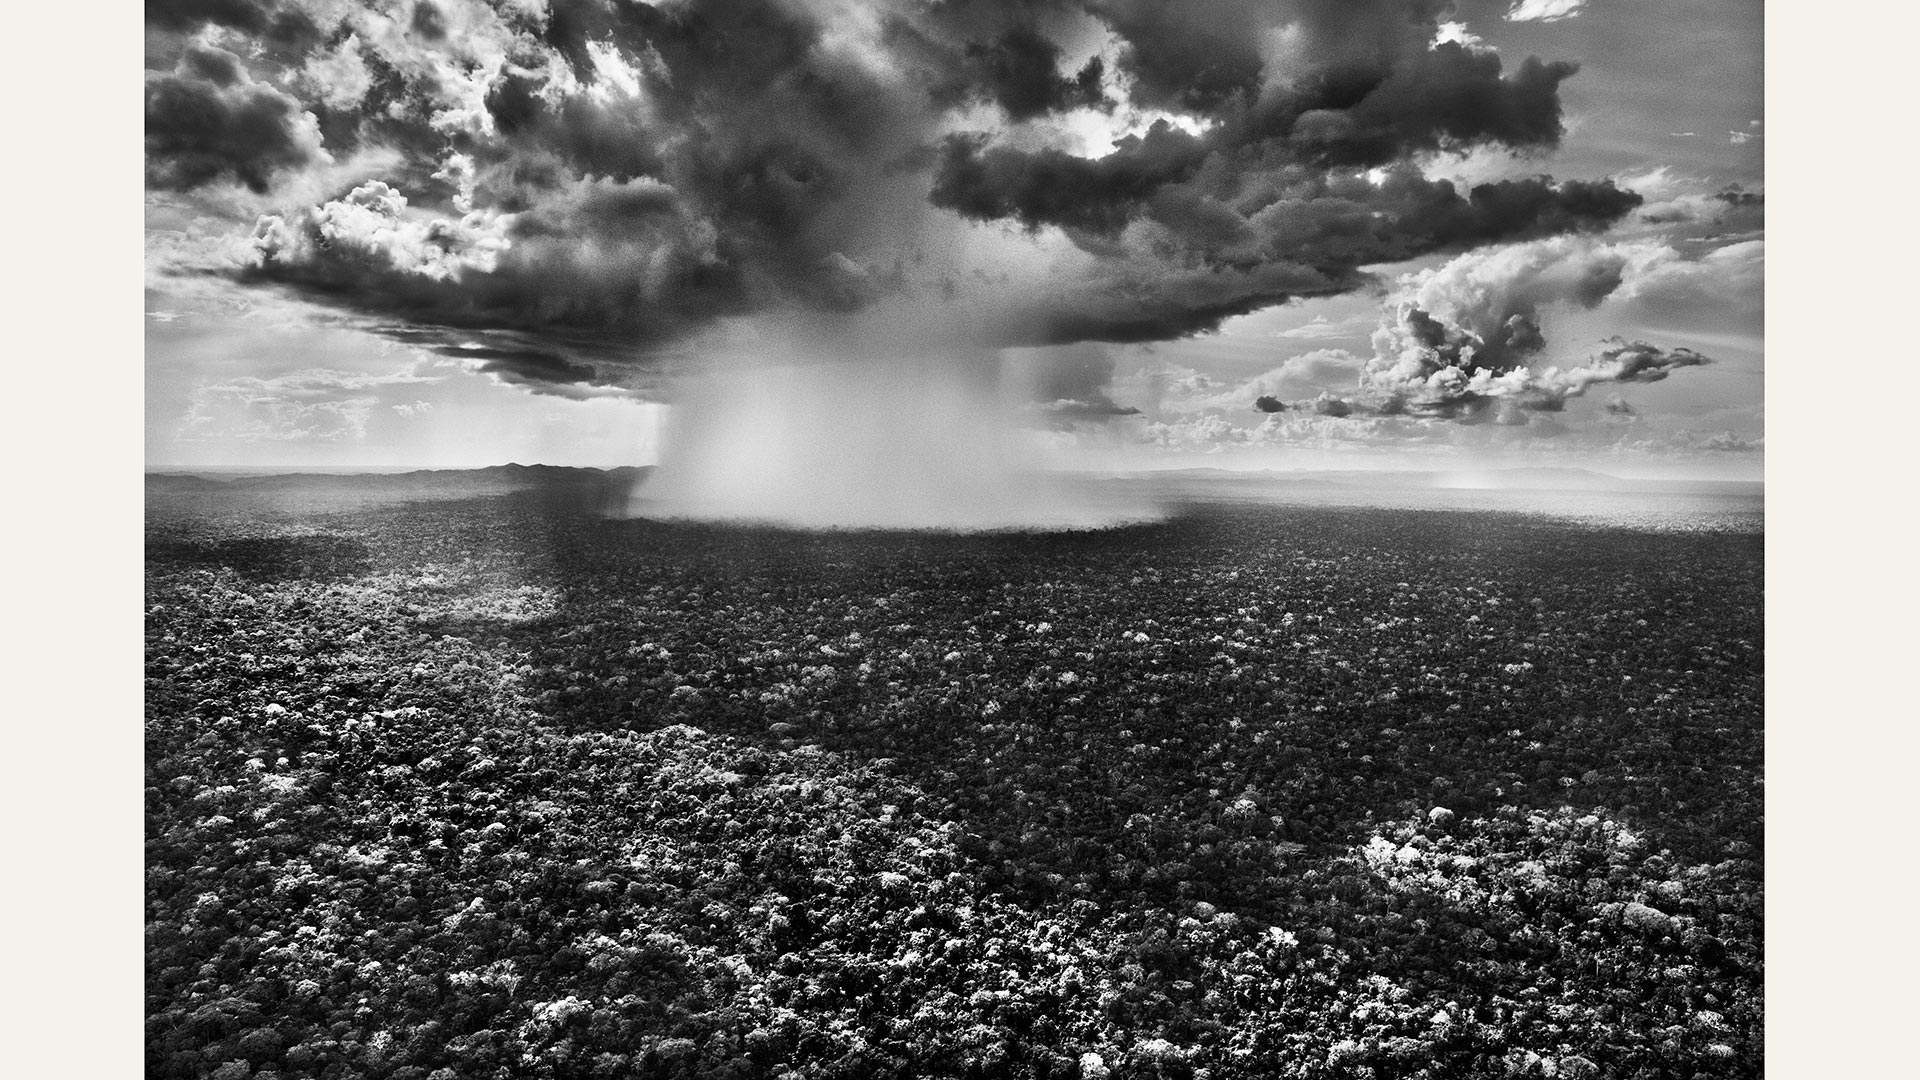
[
  {"x1": 147, "y1": 463, "x2": 653, "y2": 492},
  {"x1": 145, "y1": 465, "x2": 657, "y2": 521}
]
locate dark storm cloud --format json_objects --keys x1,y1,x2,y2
[
  {"x1": 1254, "y1": 395, "x2": 1287, "y2": 413},
  {"x1": 146, "y1": 0, "x2": 275, "y2": 34},
  {"x1": 948, "y1": 167, "x2": 1636, "y2": 346},
  {"x1": 250, "y1": 178, "x2": 751, "y2": 356},
  {"x1": 1087, "y1": 0, "x2": 1269, "y2": 112},
  {"x1": 928, "y1": 57, "x2": 1628, "y2": 248},
  {"x1": 145, "y1": 44, "x2": 326, "y2": 193},
  {"x1": 1254, "y1": 172, "x2": 1635, "y2": 266},
  {"x1": 374, "y1": 327, "x2": 644, "y2": 397},
  {"x1": 967, "y1": 24, "x2": 1108, "y2": 121},
  {"x1": 427, "y1": 343, "x2": 605, "y2": 387},
  {"x1": 930, "y1": 122, "x2": 1209, "y2": 236},
  {"x1": 1237, "y1": 171, "x2": 1640, "y2": 267},
  {"x1": 1085, "y1": 0, "x2": 1576, "y2": 162},
  {"x1": 148, "y1": 0, "x2": 1646, "y2": 390},
  {"x1": 1017, "y1": 259, "x2": 1371, "y2": 347},
  {"x1": 240, "y1": 0, "x2": 942, "y2": 361},
  {"x1": 479, "y1": 69, "x2": 667, "y2": 183},
  {"x1": 1278, "y1": 49, "x2": 1578, "y2": 169},
  {"x1": 146, "y1": 0, "x2": 326, "y2": 66}
]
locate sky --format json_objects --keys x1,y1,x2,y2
[{"x1": 144, "y1": 0, "x2": 1764, "y2": 477}]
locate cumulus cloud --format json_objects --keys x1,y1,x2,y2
[
  {"x1": 246, "y1": 175, "x2": 740, "y2": 376},
  {"x1": 1613, "y1": 238, "x2": 1764, "y2": 322},
  {"x1": 1335, "y1": 235, "x2": 1732, "y2": 421},
  {"x1": 1123, "y1": 231, "x2": 1749, "y2": 437},
  {"x1": 1232, "y1": 351, "x2": 1366, "y2": 411},
  {"x1": 1313, "y1": 394, "x2": 1356, "y2": 418},
  {"x1": 145, "y1": 43, "x2": 329, "y2": 193},
  {"x1": 1026, "y1": 225, "x2": 1753, "y2": 450},
  {"x1": 148, "y1": 0, "x2": 1645, "y2": 391},
  {"x1": 965, "y1": 23, "x2": 1109, "y2": 122},
  {"x1": 1279, "y1": 348, "x2": 1369, "y2": 385},
  {"x1": 1575, "y1": 339, "x2": 1708, "y2": 383},
  {"x1": 1364, "y1": 236, "x2": 1643, "y2": 386}
]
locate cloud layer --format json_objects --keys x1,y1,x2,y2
[
  {"x1": 1062, "y1": 228, "x2": 1755, "y2": 454},
  {"x1": 1262, "y1": 235, "x2": 1744, "y2": 423},
  {"x1": 146, "y1": 43, "x2": 330, "y2": 193},
  {"x1": 147, "y1": 0, "x2": 1646, "y2": 388}
]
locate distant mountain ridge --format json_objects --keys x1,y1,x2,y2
[{"x1": 146, "y1": 463, "x2": 655, "y2": 492}]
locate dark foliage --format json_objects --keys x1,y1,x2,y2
[{"x1": 147, "y1": 478, "x2": 1761, "y2": 1079}]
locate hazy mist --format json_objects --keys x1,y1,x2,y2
[{"x1": 627, "y1": 342, "x2": 1164, "y2": 532}]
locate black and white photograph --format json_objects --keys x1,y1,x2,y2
[{"x1": 125, "y1": 1, "x2": 1807, "y2": 1076}]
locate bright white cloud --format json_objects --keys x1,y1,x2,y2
[
  {"x1": 295, "y1": 34, "x2": 375, "y2": 111},
  {"x1": 1431, "y1": 22, "x2": 1485, "y2": 49},
  {"x1": 253, "y1": 181, "x2": 517, "y2": 283},
  {"x1": 1506, "y1": 0, "x2": 1588, "y2": 23},
  {"x1": 1048, "y1": 229, "x2": 1761, "y2": 463}
]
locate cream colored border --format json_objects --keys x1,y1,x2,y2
[
  {"x1": 7, "y1": 5, "x2": 147, "y2": 1076},
  {"x1": 7, "y1": 3, "x2": 1904, "y2": 1077},
  {"x1": 1763, "y1": 2, "x2": 1918, "y2": 1074}
]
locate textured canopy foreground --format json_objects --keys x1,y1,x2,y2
[{"x1": 145, "y1": 475, "x2": 1763, "y2": 1077}]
